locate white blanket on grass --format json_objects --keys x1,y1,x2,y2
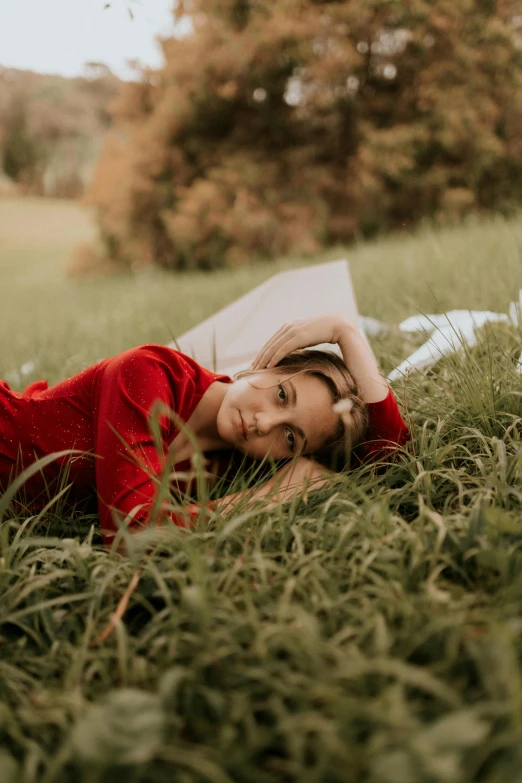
[
  {"x1": 172, "y1": 258, "x2": 520, "y2": 380},
  {"x1": 387, "y1": 305, "x2": 518, "y2": 381},
  {"x1": 169, "y1": 258, "x2": 368, "y2": 376},
  {"x1": 8, "y1": 259, "x2": 519, "y2": 384}
]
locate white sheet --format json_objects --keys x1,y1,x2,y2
[
  {"x1": 170, "y1": 259, "x2": 365, "y2": 376},
  {"x1": 387, "y1": 303, "x2": 519, "y2": 381}
]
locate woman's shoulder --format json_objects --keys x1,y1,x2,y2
[
  {"x1": 100, "y1": 344, "x2": 232, "y2": 391},
  {"x1": 366, "y1": 389, "x2": 409, "y2": 441},
  {"x1": 353, "y1": 388, "x2": 410, "y2": 464}
]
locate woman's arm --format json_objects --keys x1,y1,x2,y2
[
  {"x1": 251, "y1": 315, "x2": 389, "y2": 402},
  {"x1": 213, "y1": 457, "x2": 331, "y2": 514},
  {"x1": 94, "y1": 346, "x2": 196, "y2": 546},
  {"x1": 335, "y1": 320, "x2": 389, "y2": 403},
  {"x1": 252, "y1": 315, "x2": 410, "y2": 460}
]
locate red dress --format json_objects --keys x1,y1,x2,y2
[{"x1": 0, "y1": 345, "x2": 409, "y2": 545}]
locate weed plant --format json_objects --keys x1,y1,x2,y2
[{"x1": 1, "y1": 201, "x2": 522, "y2": 781}]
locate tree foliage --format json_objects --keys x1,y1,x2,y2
[
  {"x1": 86, "y1": 0, "x2": 522, "y2": 270},
  {"x1": 2, "y1": 100, "x2": 47, "y2": 185},
  {"x1": 0, "y1": 66, "x2": 121, "y2": 197}
]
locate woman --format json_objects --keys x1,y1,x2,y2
[{"x1": 0, "y1": 316, "x2": 409, "y2": 547}]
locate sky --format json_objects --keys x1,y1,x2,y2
[{"x1": 0, "y1": 0, "x2": 186, "y2": 80}]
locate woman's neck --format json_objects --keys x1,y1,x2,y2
[
  {"x1": 170, "y1": 380, "x2": 231, "y2": 459},
  {"x1": 193, "y1": 380, "x2": 230, "y2": 445}
]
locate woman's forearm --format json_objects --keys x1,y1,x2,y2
[
  {"x1": 213, "y1": 457, "x2": 331, "y2": 513},
  {"x1": 252, "y1": 314, "x2": 390, "y2": 405},
  {"x1": 334, "y1": 318, "x2": 389, "y2": 403}
]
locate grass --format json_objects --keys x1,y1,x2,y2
[{"x1": 2, "y1": 197, "x2": 522, "y2": 782}]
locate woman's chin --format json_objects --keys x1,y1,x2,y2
[
  {"x1": 235, "y1": 439, "x2": 254, "y2": 456},
  {"x1": 234, "y1": 441, "x2": 260, "y2": 459}
]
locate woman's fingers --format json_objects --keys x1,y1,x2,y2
[
  {"x1": 264, "y1": 339, "x2": 301, "y2": 368},
  {"x1": 256, "y1": 332, "x2": 305, "y2": 369},
  {"x1": 252, "y1": 317, "x2": 342, "y2": 368},
  {"x1": 252, "y1": 342, "x2": 273, "y2": 369},
  {"x1": 252, "y1": 319, "x2": 325, "y2": 369},
  {"x1": 252, "y1": 327, "x2": 285, "y2": 368},
  {"x1": 260, "y1": 331, "x2": 302, "y2": 368},
  {"x1": 253, "y1": 324, "x2": 295, "y2": 368},
  {"x1": 253, "y1": 339, "x2": 285, "y2": 369}
]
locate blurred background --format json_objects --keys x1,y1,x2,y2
[
  {"x1": 0, "y1": 0, "x2": 176, "y2": 200},
  {"x1": 1, "y1": 0, "x2": 521, "y2": 275}
]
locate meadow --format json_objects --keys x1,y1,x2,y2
[{"x1": 2, "y1": 197, "x2": 522, "y2": 782}]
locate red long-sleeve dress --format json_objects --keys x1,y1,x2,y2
[{"x1": 0, "y1": 345, "x2": 409, "y2": 545}]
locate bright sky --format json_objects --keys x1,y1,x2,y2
[{"x1": 0, "y1": 0, "x2": 185, "y2": 80}]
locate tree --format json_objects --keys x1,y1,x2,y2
[
  {"x1": 0, "y1": 67, "x2": 121, "y2": 197},
  {"x1": 2, "y1": 99, "x2": 47, "y2": 188},
  {"x1": 86, "y1": 0, "x2": 522, "y2": 271}
]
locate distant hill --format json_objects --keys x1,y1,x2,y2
[{"x1": 0, "y1": 64, "x2": 122, "y2": 198}]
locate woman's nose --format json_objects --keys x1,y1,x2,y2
[{"x1": 254, "y1": 411, "x2": 282, "y2": 436}]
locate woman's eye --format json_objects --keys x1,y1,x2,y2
[
  {"x1": 286, "y1": 429, "x2": 296, "y2": 452},
  {"x1": 278, "y1": 384, "x2": 287, "y2": 404}
]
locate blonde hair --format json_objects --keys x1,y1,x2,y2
[{"x1": 238, "y1": 349, "x2": 369, "y2": 469}]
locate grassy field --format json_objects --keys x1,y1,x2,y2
[{"x1": 2, "y1": 197, "x2": 522, "y2": 782}]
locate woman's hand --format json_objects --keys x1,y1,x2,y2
[
  {"x1": 252, "y1": 315, "x2": 352, "y2": 369},
  {"x1": 252, "y1": 314, "x2": 389, "y2": 403},
  {"x1": 214, "y1": 456, "x2": 333, "y2": 513}
]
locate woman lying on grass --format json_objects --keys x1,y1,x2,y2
[{"x1": 0, "y1": 316, "x2": 409, "y2": 547}]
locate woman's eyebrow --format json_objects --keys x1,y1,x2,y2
[
  {"x1": 286, "y1": 380, "x2": 307, "y2": 447},
  {"x1": 287, "y1": 380, "x2": 298, "y2": 407},
  {"x1": 295, "y1": 426, "x2": 307, "y2": 449}
]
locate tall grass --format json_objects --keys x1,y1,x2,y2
[{"x1": 1, "y1": 199, "x2": 522, "y2": 781}]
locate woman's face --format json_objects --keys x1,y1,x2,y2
[{"x1": 216, "y1": 371, "x2": 340, "y2": 460}]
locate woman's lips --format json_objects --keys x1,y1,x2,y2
[{"x1": 238, "y1": 412, "x2": 247, "y2": 439}]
